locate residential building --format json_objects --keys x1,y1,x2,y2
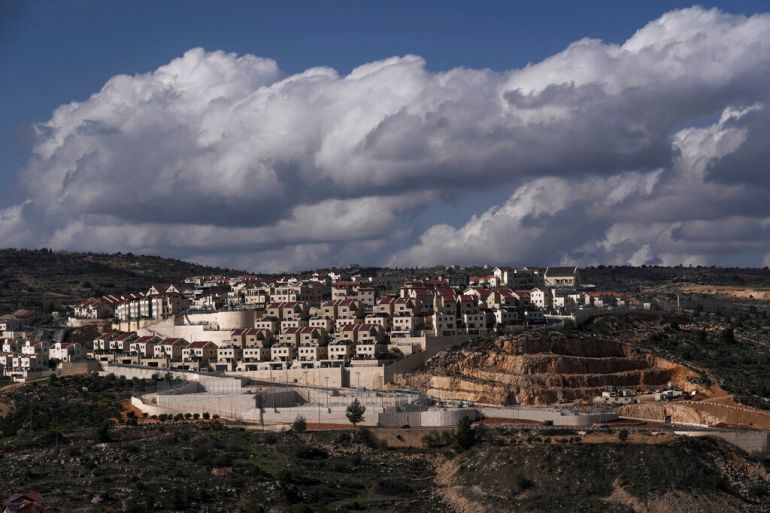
[
  {"x1": 153, "y1": 338, "x2": 189, "y2": 360},
  {"x1": 130, "y1": 336, "x2": 161, "y2": 357},
  {"x1": 328, "y1": 339, "x2": 354, "y2": 361},
  {"x1": 544, "y1": 266, "x2": 580, "y2": 288},
  {"x1": 49, "y1": 342, "x2": 86, "y2": 363},
  {"x1": 182, "y1": 341, "x2": 218, "y2": 364}
]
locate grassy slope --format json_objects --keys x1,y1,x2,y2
[
  {"x1": 0, "y1": 249, "x2": 243, "y2": 314},
  {"x1": 583, "y1": 311, "x2": 770, "y2": 410}
]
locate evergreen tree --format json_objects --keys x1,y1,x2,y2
[
  {"x1": 455, "y1": 415, "x2": 476, "y2": 450},
  {"x1": 346, "y1": 399, "x2": 365, "y2": 428}
]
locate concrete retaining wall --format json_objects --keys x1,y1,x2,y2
[
  {"x1": 379, "y1": 408, "x2": 478, "y2": 427},
  {"x1": 259, "y1": 406, "x2": 381, "y2": 426},
  {"x1": 384, "y1": 335, "x2": 469, "y2": 382},
  {"x1": 99, "y1": 363, "x2": 245, "y2": 393},
  {"x1": 131, "y1": 396, "x2": 175, "y2": 417},
  {"x1": 183, "y1": 311, "x2": 257, "y2": 331},
  {"x1": 156, "y1": 393, "x2": 258, "y2": 419},
  {"x1": 229, "y1": 367, "x2": 346, "y2": 388},
  {"x1": 478, "y1": 406, "x2": 618, "y2": 426},
  {"x1": 59, "y1": 360, "x2": 101, "y2": 376},
  {"x1": 676, "y1": 430, "x2": 770, "y2": 454}
]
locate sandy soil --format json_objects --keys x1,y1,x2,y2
[{"x1": 677, "y1": 284, "x2": 770, "y2": 300}]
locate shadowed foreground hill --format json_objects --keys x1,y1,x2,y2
[
  {"x1": 441, "y1": 432, "x2": 770, "y2": 513},
  {"x1": 0, "y1": 248, "x2": 242, "y2": 315},
  {"x1": 1, "y1": 376, "x2": 769, "y2": 512}
]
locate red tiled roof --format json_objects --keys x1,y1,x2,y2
[
  {"x1": 11, "y1": 309, "x2": 37, "y2": 319},
  {"x1": 160, "y1": 338, "x2": 188, "y2": 346}
]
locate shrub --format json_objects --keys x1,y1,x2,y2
[
  {"x1": 202, "y1": 412, "x2": 210, "y2": 420},
  {"x1": 455, "y1": 416, "x2": 476, "y2": 450},
  {"x1": 292, "y1": 415, "x2": 307, "y2": 433},
  {"x1": 346, "y1": 399, "x2": 365, "y2": 428},
  {"x1": 96, "y1": 422, "x2": 111, "y2": 443},
  {"x1": 422, "y1": 430, "x2": 453, "y2": 448},
  {"x1": 618, "y1": 429, "x2": 629, "y2": 442},
  {"x1": 516, "y1": 474, "x2": 535, "y2": 491}
]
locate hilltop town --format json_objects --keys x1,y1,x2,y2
[
  {"x1": 1, "y1": 264, "x2": 646, "y2": 386},
  {"x1": 2, "y1": 254, "x2": 770, "y2": 512}
]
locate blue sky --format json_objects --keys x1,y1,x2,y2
[
  {"x1": 2, "y1": 1, "x2": 770, "y2": 270},
  {"x1": 2, "y1": 0, "x2": 764, "y2": 207}
]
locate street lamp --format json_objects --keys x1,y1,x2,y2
[{"x1": 324, "y1": 376, "x2": 330, "y2": 409}]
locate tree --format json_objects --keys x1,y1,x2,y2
[
  {"x1": 346, "y1": 399, "x2": 366, "y2": 428},
  {"x1": 455, "y1": 415, "x2": 477, "y2": 450},
  {"x1": 720, "y1": 326, "x2": 736, "y2": 345},
  {"x1": 292, "y1": 415, "x2": 307, "y2": 433},
  {"x1": 96, "y1": 422, "x2": 111, "y2": 443}
]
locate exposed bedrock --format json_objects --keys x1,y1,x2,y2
[{"x1": 401, "y1": 332, "x2": 702, "y2": 406}]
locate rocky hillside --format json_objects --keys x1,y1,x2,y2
[
  {"x1": 440, "y1": 433, "x2": 770, "y2": 513},
  {"x1": 0, "y1": 249, "x2": 242, "y2": 314},
  {"x1": 398, "y1": 331, "x2": 702, "y2": 405}
]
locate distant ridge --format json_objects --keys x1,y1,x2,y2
[{"x1": 0, "y1": 248, "x2": 245, "y2": 315}]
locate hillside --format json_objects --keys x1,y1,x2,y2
[
  {"x1": 581, "y1": 265, "x2": 770, "y2": 292},
  {"x1": 2, "y1": 376, "x2": 768, "y2": 513},
  {"x1": 397, "y1": 331, "x2": 702, "y2": 405},
  {"x1": 441, "y1": 432, "x2": 770, "y2": 513},
  {"x1": 0, "y1": 249, "x2": 242, "y2": 315}
]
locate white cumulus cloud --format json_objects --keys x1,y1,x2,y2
[{"x1": 2, "y1": 7, "x2": 770, "y2": 270}]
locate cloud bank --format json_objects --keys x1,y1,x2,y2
[{"x1": 3, "y1": 6, "x2": 770, "y2": 271}]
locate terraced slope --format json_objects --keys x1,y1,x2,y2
[{"x1": 404, "y1": 332, "x2": 702, "y2": 405}]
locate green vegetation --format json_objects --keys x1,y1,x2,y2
[
  {"x1": 0, "y1": 373, "x2": 152, "y2": 438},
  {"x1": 2, "y1": 375, "x2": 768, "y2": 512},
  {"x1": 346, "y1": 398, "x2": 365, "y2": 428},
  {"x1": 292, "y1": 414, "x2": 307, "y2": 433},
  {"x1": 454, "y1": 416, "x2": 477, "y2": 450},
  {"x1": 584, "y1": 310, "x2": 770, "y2": 410},
  {"x1": 450, "y1": 435, "x2": 769, "y2": 512},
  {"x1": 0, "y1": 248, "x2": 241, "y2": 314}
]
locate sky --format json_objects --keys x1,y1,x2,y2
[{"x1": 2, "y1": 1, "x2": 770, "y2": 272}]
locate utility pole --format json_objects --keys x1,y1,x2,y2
[{"x1": 324, "y1": 376, "x2": 329, "y2": 410}]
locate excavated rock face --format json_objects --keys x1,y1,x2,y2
[{"x1": 402, "y1": 331, "x2": 701, "y2": 405}]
